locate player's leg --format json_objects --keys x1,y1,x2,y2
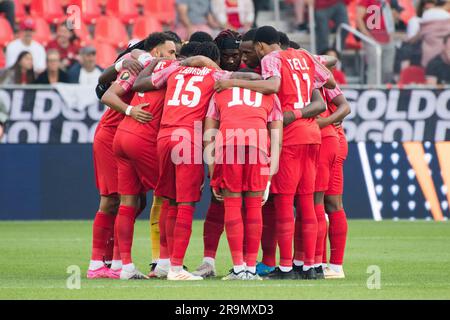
[
  {"x1": 149, "y1": 195, "x2": 163, "y2": 269},
  {"x1": 222, "y1": 190, "x2": 247, "y2": 280},
  {"x1": 193, "y1": 194, "x2": 224, "y2": 278},
  {"x1": 313, "y1": 191, "x2": 326, "y2": 279},
  {"x1": 257, "y1": 195, "x2": 277, "y2": 276}
]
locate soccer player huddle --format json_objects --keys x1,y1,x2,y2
[{"x1": 87, "y1": 26, "x2": 351, "y2": 281}]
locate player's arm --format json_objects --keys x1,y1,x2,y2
[
  {"x1": 204, "y1": 117, "x2": 219, "y2": 178},
  {"x1": 283, "y1": 89, "x2": 326, "y2": 127},
  {"x1": 132, "y1": 58, "x2": 166, "y2": 92},
  {"x1": 230, "y1": 72, "x2": 262, "y2": 80},
  {"x1": 268, "y1": 120, "x2": 283, "y2": 180},
  {"x1": 316, "y1": 94, "x2": 351, "y2": 129},
  {"x1": 101, "y1": 83, "x2": 152, "y2": 123},
  {"x1": 180, "y1": 55, "x2": 221, "y2": 69},
  {"x1": 98, "y1": 58, "x2": 144, "y2": 85},
  {"x1": 214, "y1": 76, "x2": 280, "y2": 94},
  {"x1": 317, "y1": 55, "x2": 337, "y2": 69}
]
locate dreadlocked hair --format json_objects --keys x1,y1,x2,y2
[{"x1": 214, "y1": 29, "x2": 242, "y2": 50}]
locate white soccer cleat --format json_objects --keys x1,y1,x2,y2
[
  {"x1": 246, "y1": 271, "x2": 263, "y2": 281},
  {"x1": 324, "y1": 267, "x2": 345, "y2": 279},
  {"x1": 222, "y1": 270, "x2": 247, "y2": 280},
  {"x1": 150, "y1": 263, "x2": 170, "y2": 279},
  {"x1": 192, "y1": 262, "x2": 216, "y2": 278},
  {"x1": 120, "y1": 267, "x2": 149, "y2": 280},
  {"x1": 167, "y1": 269, "x2": 204, "y2": 281}
]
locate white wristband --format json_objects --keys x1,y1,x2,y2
[
  {"x1": 138, "y1": 53, "x2": 152, "y2": 65},
  {"x1": 115, "y1": 60, "x2": 124, "y2": 72},
  {"x1": 125, "y1": 105, "x2": 133, "y2": 116}
]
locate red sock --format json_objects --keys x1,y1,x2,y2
[
  {"x1": 171, "y1": 204, "x2": 195, "y2": 266},
  {"x1": 159, "y1": 200, "x2": 170, "y2": 259},
  {"x1": 273, "y1": 194, "x2": 294, "y2": 267},
  {"x1": 203, "y1": 201, "x2": 225, "y2": 258},
  {"x1": 295, "y1": 194, "x2": 317, "y2": 266},
  {"x1": 328, "y1": 209, "x2": 348, "y2": 265},
  {"x1": 294, "y1": 207, "x2": 304, "y2": 262},
  {"x1": 104, "y1": 221, "x2": 115, "y2": 263},
  {"x1": 244, "y1": 197, "x2": 263, "y2": 267},
  {"x1": 116, "y1": 205, "x2": 137, "y2": 265},
  {"x1": 224, "y1": 197, "x2": 244, "y2": 266},
  {"x1": 91, "y1": 212, "x2": 116, "y2": 261},
  {"x1": 242, "y1": 207, "x2": 247, "y2": 263},
  {"x1": 261, "y1": 198, "x2": 277, "y2": 267},
  {"x1": 166, "y1": 205, "x2": 177, "y2": 257},
  {"x1": 113, "y1": 218, "x2": 121, "y2": 262},
  {"x1": 322, "y1": 223, "x2": 328, "y2": 264},
  {"x1": 314, "y1": 204, "x2": 327, "y2": 265}
]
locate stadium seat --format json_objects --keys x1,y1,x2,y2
[
  {"x1": 32, "y1": 16, "x2": 53, "y2": 46},
  {"x1": 398, "y1": 66, "x2": 426, "y2": 85},
  {"x1": 0, "y1": 48, "x2": 5, "y2": 69},
  {"x1": 106, "y1": 0, "x2": 139, "y2": 24},
  {"x1": 14, "y1": 0, "x2": 27, "y2": 23},
  {"x1": 94, "y1": 41, "x2": 118, "y2": 69},
  {"x1": 65, "y1": 0, "x2": 102, "y2": 24},
  {"x1": 143, "y1": 0, "x2": 176, "y2": 25},
  {"x1": 398, "y1": 0, "x2": 416, "y2": 24},
  {"x1": 94, "y1": 15, "x2": 129, "y2": 49},
  {"x1": 30, "y1": 0, "x2": 65, "y2": 24},
  {"x1": 345, "y1": 0, "x2": 362, "y2": 50},
  {"x1": 74, "y1": 21, "x2": 93, "y2": 47},
  {"x1": 132, "y1": 16, "x2": 163, "y2": 40},
  {"x1": 0, "y1": 16, "x2": 14, "y2": 47}
]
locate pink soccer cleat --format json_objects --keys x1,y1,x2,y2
[
  {"x1": 106, "y1": 268, "x2": 122, "y2": 279},
  {"x1": 86, "y1": 266, "x2": 109, "y2": 279}
]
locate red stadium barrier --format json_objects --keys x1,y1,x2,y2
[
  {"x1": 106, "y1": 0, "x2": 139, "y2": 24},
  {"x1": 30, "y1": 0, "x2": 65, "y2": 24},
  {"x1": 94, "y1": 15, "x2": 129, "y2": 49},
  {"x1": 143, "y1": 0, "x2": 176, "y2": 25},
  {"x1": 132, "y1": 16, "x2": 163, "y2": 40},
  {"x1": 0, "y1": 16, "x2": 14, "y2": 48}
]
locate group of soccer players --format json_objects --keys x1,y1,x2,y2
[{"x1": 86, "y1": 25, "x2": 351, "y2": 281}]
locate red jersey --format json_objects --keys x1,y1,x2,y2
[
  {"x1": 117, "y1": 60, "x2": 176, "y2": 142},
  {"x1": 98, "y1": 53, "x2": 154, "y2": 129},
  {"x1": 323, "y1": 84, "x2": 345, "y2": 137},
  {"x1": 152, "y1": 64, "x2": 232, "y2": 146},
  {"x1": 319, "y1": 88, "x2": 338, "y2": 138},
  {"x1": 261, "y1": 48, "x2": 330, "y2": 145},
  {"x1": 206, "y1": 87, "x2": 283, "y2": 154}
]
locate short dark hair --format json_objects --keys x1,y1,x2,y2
[
  {"x1": 179, "y1": 41, "x2": 202, "y2": 57},
  {"x1": 192, "y1": 41, "x2": 220, "y2": 62},
  {"x1": 189, "y1": 31, "x2": 213, "y2": 43},
  {"x1": 254, "y1": 26, "x2": 280, "y2": 45},
  {"x1": 278, "y1": 31, "x2": 290, "y2": 49},
  {"x1": 320, "y1": 47, "x2": 341, "y2": 60},
  {"x1": 242, "y1": 28, "x2": 257, "y2": 42},
  {"x1": 164, "y1": 31, "x2": 182, "y2": 44},
  {"x1": 289, "y1": 40, "x2": 300, "y2": 49},
  {"x1": 143, "y1": 32, "x2": 173, "y2": 51}
]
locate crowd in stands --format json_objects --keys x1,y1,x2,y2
[{"x1": 0, "y1": 0, "x2": 448, "y2": 86}]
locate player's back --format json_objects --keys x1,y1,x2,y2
[
  {"x1": 276, "y1": 48, "x2": 320, "y2": 145},
  {"x1": 158, "y1": 66, "x2": 219, "y2": 143}
]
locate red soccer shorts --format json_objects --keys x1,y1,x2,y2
[
  {"x1": 155, "y1": 136, "x2": 204, "y2": 203},
  {"x1": 315, "y1": 136, "x2": 339, "y2": 192},
  {"x1": 211, "y1": 146, "x2": 270, "y2": 193},
  {"x1": 325, "y1": 133, "x2": 348, "y2": 196},
  {"x1": 270, "y1": 144, "x2": 320, "y2": 195},
  {"x1": 93, "y1": 126, "x2": 118, "y2": 196},
  {"x1": 113, "y1": 130, "x2": 159, "y2": 195}
]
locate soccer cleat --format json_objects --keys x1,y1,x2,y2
[
  {"x1": 106, "y1": 268, "x2": 121, "y2": 279},
  {"x1": 292, "y1": 264, "x2": 304, "y2": 279},
  {"x1": 256, "y1": 261, "x2": 275, "y2": 276},
  {"x1": 192, "y1": 261, "x2": 216, "y2": 278},
  {"x1": 149, "y1": 263, "x2": 170, "y2": 278},
  {"x1": 86, "y1": 265, "x2": 109, "y2": 279},
  {"x1": 246, "y1": 271, "x2": 263, "y2": 281},
  {"x1": 167, "y1": 269, "x2": 203, "y2": 281},
  {"x1": 264, "y1": 267, "x2": 297, "y2": 280},
  {"x1": 324, "y1": 267, "x2": 345, "y2": 279},
  {"x1": 222, "y1": 269, "x2": 247, "y2": 280},
  {"x1": 301, "y1": 267, "x2": 317, "y2": 280},
  {"x1": 315, "y1": 266, "x2": 325, "y2": 279},
  {"x1": 120, "y1": 268, "x2": 149, "y2": 280}
]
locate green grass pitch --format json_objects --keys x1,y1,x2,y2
[{"x1": 0, "y1": 220, "x2": 449, "y2": 300}]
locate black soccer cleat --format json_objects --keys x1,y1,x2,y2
[
  {"x1": 301, "y1": 267, "x2": 317, "y2": 280},
  {"x1": 292, "y1": 264, "x2": 304, "y2": 279},
  {"x1": 315, "y1": 266, "x2": 325, "y2": 279},
  {"x1": 264, "y1": 267, "x2": 297, "y2": 280}
]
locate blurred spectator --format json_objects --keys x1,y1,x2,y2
[
  {"x1": 34, "y1": 50, "x2": 69, "y2": 84},
  {"x1": 0, "y1": 51, "x2": 35, "y2": 84},
  {"x1": 312, "y1": 0, "x2": 349, "y2": 54},
  {"x1": 189, "y1": 31, "x2": 214, "y2": 42},
  {"x1": 175, "y1": 0, "x2": 221, "y2": 40},
  {"x1": 68, "y1": 46, "x2": 103, "y2": 85},
  {"x1": 5, "y1": 18, "x2": 46, "y2": 73},
  {"x1": 292, "y1": 0, "x2": 310, "y2": 33},
  {"x1": 418, "y1": 0, "x2": 450, "y2": 67},
  {"x1": 211, "y1": 0, "x2": 254, "y2": 32},
  {"x1": 0, "y1": 0, "x2": 15, "y2": 32},
  {"x1": 426, "y1": 34, "x2": 450, "y2": 85},
  {"x1": 357, "y1": 0, "x2": 399, "y2": 84},
  {"x1": 321, "y1": 48, "x2": 347, "y2": 85},
  {"x1": 252, "y1": 0, "x2": 270, "y2": 27},
  {"x1": 46, "y1": 22, "x2": 81, "y2": 70}
]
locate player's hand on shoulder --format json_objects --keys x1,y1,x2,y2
[
  {"x1": 214, "y1": 79, "x2": 233, "y2": 93},
  {"x1": 122, "y1": 58, "x2": 144, "y2": 76},
  {"x1": 130, "y1": 103, "x2": 153, "y2": 123}
]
